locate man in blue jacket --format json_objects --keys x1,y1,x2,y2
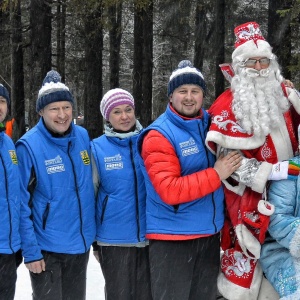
[
  {"x1": 0, "y1": 83, "x2": 21, "y2": 300},
  {"x1": 16, "y1": 71, "x2": 96, "y2": 300}
]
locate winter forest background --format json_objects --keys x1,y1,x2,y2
[{"x1": 1, "y1": 0, "x2": 300, "y2": 140}]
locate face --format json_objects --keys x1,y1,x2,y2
[
  {"x1": 244, "y1": 57, "x2": 270, "y2": 70},
  {"x1": 0, "y1": 96, "x2": 8, "y2": 123},
  {"x1": 108, "y1": 104, "x2": 136, "y2": 132},
  {"x1": 39, "y1": 101, "x2": 73, "y2": 134},
  {"x1": 170, "y1": 84, "x2": 204, "y2": 118}
]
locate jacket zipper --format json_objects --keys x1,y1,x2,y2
[
  {"x1": 0, "y1": 154, "x2": 13, "y2": 252},
  {"x1": 68, "y1": 141, "x2": 87, "y2": 251},
  {"x1": 198, "y1": 122, "x2": 217, "y2": 233},
  {"x1": 100, "y1": 195, "x2": 108, "y2": 224},
  {"x1": 129, "y1": 139, "x2": 141, "y2": 242},
  {"x1": 42, "y1": 202, "x2": 50, "y2": 229}
]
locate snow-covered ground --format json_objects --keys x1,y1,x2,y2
[{"x1": 14, "y1": 251, "x2": 105, "y2": 300}]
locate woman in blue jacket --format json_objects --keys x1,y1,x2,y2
[
  {"x1": 0, "y1": 84, "x2": 21, "y2": 300},
  {"x1": 260, "y1": 155, "x2": 300, "y2": 299},
  {"x1": 16, "y1": 71, "x2": 96, "y2": 300},
  {"x1": 91, "y1": 88, "x2": 152, "y2": 300}
]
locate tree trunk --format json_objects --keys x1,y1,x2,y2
[
  {"x1": 141, "y1": 1, "x2": 153, "y2": 126},
  {"x1": 133, "y1": 2, "x2": 143, "y2": 121},
  {"x1": 83, "y1": 3, "x2": 103, "y2": 139},
  {"x1": 194, "y1": 2, "x2": 206, "y2": 70},
  {"x1": 29, "y1": 0, "x2": 52, "y2": 127},
  {"x1": 109, "y1": 2, "x2": 122, "y2": 88},
  {"x1": 268, "y1": 0, "x2": 292, "y2": 79},
  {"x1": 56, "y1": 0, "x2": 66, "y2": 81},
  {"x1": 214, "y1": 0, "x2": 225, "y2": 99},
  {"x1": 10, "y1": 0, "x2": 25, "y2": 141}
]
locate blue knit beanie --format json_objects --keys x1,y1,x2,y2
[
  {"x1": 36, "y1": 70, "x2": 74, "y2": 112},
  {"x1": 167, "y1": 60, "x2": 206, "y2": 96},
  {"x1": 0, "y1": 84, "x2": 10, "y2": 105}
]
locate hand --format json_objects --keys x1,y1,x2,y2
[
  {"x1": 284, "y1": 79, "x2": 294, "y2": 88},
  {"x1": 214, "y1": 150, "x2": 242, "y2": 180},
  {"x1": 26, "y1": 259, "x2": 46, "y2": 274}
]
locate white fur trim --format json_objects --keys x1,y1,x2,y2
[
  {"x1": 257, "y1": 200, "x2": 275, "y2": 216},
  {"x1": 232, "y1": 39, "x2": 273, "y2": 62},
  {"x1": 206, "y1": 130, "x2": 266, "y2": 151},
  {"x1": 270, "y1": 115, "x2": 294, "y2": 161},
  {"x1": 252, "y1": 162, "x2": 272, "y2": 193},
  {"x1": 236, "y1": 224, "x2": 261, "y2": 259},
  {"x1": 218, "y1": 260, "x2": 263, "y2": 300},
  {"x1": 287, "y1": 88, "x2": 300, "y2": 114},
  {"x1": 290, "y1": 224, "x2": 300, "y2": 258}
]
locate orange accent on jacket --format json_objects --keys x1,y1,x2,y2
[{"x1": 5, "y1": 118, "x2": 14, "y2": 138}]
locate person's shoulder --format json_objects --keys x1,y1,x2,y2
[
  {"x1": 2, "y1": 132, "x2": 15, "y2": 147},
  {"x1": 17, "y1": 126, "x2": 39, "y2": 143},
  {"x1": 91, "y1": 133, "x2": 106, "y2": 144},
  {"x1": 208, "y1": 88, "x2": 233, "y2": 115},
  {"x1": 74, "y1": 124, "x2": 88, "y2": 134}
]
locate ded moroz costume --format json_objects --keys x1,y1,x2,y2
[{"x1": 206, "y1": 22, "x2": 300, "y2": 299}]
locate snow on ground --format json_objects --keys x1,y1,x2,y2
[{"x1": 14, "y1": 251, "x2": 105, "y2": 300}]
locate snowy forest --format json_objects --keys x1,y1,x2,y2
[{"x1": 0, "y1": 0, "x2": 300, "y2": 139}]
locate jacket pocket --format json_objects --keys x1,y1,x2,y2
[
  {"x1": 43, "y1": 202, "x2": 50, "y2": 230},
  {"x1": 100, "y1": 195, "x2": 108, "y2": 224}
]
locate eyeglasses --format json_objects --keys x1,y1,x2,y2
[{"x1": 244, "y1": 58, "x2": 270, "y2": 67}]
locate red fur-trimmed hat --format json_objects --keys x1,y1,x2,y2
[{"x1": 232, "y1": 22, "x2": 273, "y2": 62}]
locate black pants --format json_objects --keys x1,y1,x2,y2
[
  {"x1": 149, "y1": 234, "x2": 220, "y2": 300},
  {"x1": 0, "y1": 253, "x2": 18, "y2": 300},
  {"x1": 30, "y1": 250, "x2": 90, "y2": 300},
  {"x1": 98, "y1": 245, "x2": 152, "y2": 300}
]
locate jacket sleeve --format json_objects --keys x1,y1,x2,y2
[
  {"x1": 16, "y1": 143, "x2": 43, "y2": 264},
  {"x1": 267, "y1": 179, "x2": 300, "y2": 258},
  {"x1": 141, "y1": 130, "x2": 222, "y2": 205}
]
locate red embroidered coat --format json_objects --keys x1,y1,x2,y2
[{"x1": 205, "y1": 88, "x2": 300, "y2": 293}]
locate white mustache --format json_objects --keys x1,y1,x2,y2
[{"x1": 243, "y1": 68, "x2": 270, "y2": 78}]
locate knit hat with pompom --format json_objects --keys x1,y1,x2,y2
[
  {"x1": 100, "y1": 88, "x2": 135, "y2": 121},
  {"x1": 167, "y1": 60, "x2": 206, "y2": 96},
  {"x1": 36, "y1": 70, "x2": 74, "y2": 112}
]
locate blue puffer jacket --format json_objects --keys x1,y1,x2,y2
[
  {"x1": 260, "y1": 173, "x2": 300, "y2": 300},
  {"x1": 91, "y1": 122, "x2": 146, "y2": 244},
  {"x1": 16, "y1": 119, "x2": 96, "y2": 263},
  {"x1": 137, "y1": 104, "x2": 224, "y2": 235},
  {"x1": 0, "y1": 130, "x2": 21, "y2": 254}
]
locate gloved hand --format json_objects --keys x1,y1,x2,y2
[{"x1": 268, "y1": 160, "x2": 300, "y2": 180}]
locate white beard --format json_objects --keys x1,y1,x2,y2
[{"x1": 231, "y1": 62, "x2": 290, "y2": 137}]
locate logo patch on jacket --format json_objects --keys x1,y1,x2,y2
[
  {"x1": 104, "y1": 154, "x2": 123, "y2": 170},
  {"x1": 80, "y1": 150, "x2": 90, "y2": 165},
  {"x1": 9, "y1": 150, "x2": 18, "y2": 165},
  {"x1": 179, "y1": 138, "x2": 199, "y2": 156},
  {"x1": 45, "y1": 155, "x2": 65, "y2": 174}
]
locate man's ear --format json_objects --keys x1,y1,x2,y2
[{"x1": 169, "y1": 95, "x2": 173, "y2": 103}]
